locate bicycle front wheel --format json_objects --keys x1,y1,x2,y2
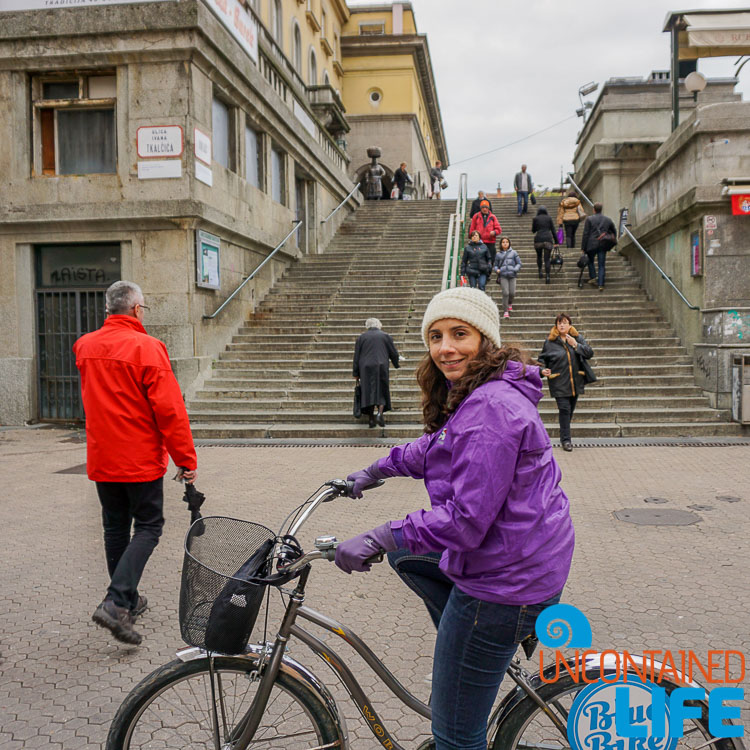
[
  {"x1": 107, "y1": 655, "x2": 343, "y2": 750},
  {"x1": 491, "y1": 669, "x2": 744, "y2": 750}
]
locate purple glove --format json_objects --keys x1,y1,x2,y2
[
  {"x1": 335, "y1": 523, "x2": 398, "y2": 574},
  {"x1": 346, "y1": 460, "x2": 387, "y2": 499}
]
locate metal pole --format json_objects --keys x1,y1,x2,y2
[
  {"x1": 671, "y1": 26, "x2": 680, "y2": 132},
  {"x1": 321, "y1": 183, "x2": 360, "y2": 224}
]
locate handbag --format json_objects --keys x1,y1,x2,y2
[
  {"x1": 390, "y1": 187, "x2": 400, "y2": 200},
  {"x1": 577, "y1": 253, "x2": 589, "y2": 269},
  {"x1": 556, "y1": 227, "x2": 565, "y2": 245},
  {"x1": 577, "y1": 204, "x2": 586, "y2": 219},
  {"x1": 440, "y1": 179, "x2": 448, "y2": 189},
  {"x1": 530, "y1": 193, "x2": 537, "y2": 205},
  {"x1": 581, "y1": 357, "x2": 597, "y2": 385},
  {"x1": 597, "y1": 231, "x2": 617, "y2": 251},
  {"x1": 353, "y1": 382, "x2": 362, "y2": 419}
]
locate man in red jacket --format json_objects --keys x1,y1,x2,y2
[
  {"x1": 74, "y1": 280, "x2": 197, "y2": 646},
  {"x1": 468, "y1": 200, "x2": 502, "y2": 269}
]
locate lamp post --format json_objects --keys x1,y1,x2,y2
[
  {"x1": 577, "y1": 81, "x2": 598, "y2": 123},
  {"x1": 685, "y1": 71, "x2": 707, "y2": 101}
]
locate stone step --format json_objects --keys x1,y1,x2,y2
[{"x1": 190, "y1": 420, "x2": 742, "y2": 440}]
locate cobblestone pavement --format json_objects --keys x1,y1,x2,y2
[{"x1": 1, "y1": 426, "x2": 748, "y2": 748}]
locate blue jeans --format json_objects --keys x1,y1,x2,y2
[
  {"x1": 387, "y1": 549, "x2": 562, "y2": 750},
  {"x1": 467, "y1": 273, "x2": 487, "y2": 291},
  {"x1": 516, "y1": 191, "x2": 529, "y2": 214},
  {"x1": 587, "y1": 248, "x2": 606, "y2": 286}
]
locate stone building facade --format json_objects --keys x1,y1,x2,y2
[
  {"x1": 0, "y1": 0, "x2": 359, "y2": 424},
  {"x1": 623, "y1": 102, "x2": 750, "y2": 411},
  {"x1": 340, "y1": 2, "x2": 449, "y2": 198}
]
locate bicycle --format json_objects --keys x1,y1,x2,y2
[{"x1": 106, "y1": 479, "x2": 744, "y2": 750}]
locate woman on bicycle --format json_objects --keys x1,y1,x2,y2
[{"x1": 336, "y1": 286, "x2": 574, "y2": 750}]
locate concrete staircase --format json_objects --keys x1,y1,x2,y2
[
  {"x1": 189, "y1": 196, "x2": 739, "y2": 440},
  {"x1": 483, "y1": 195, "x2": 739, "y2": 437}
]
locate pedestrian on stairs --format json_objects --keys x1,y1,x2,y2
[
  {"x1": 493, "y1": 236, "x2": 522, "y2": 318},
  {"x1": 531, "y1": 206, "x2": 558, "y2": 284},
  {"x1": 336, "y1": 286, "x2": 573, "y2": 750},
  {"x1": 393, "y1": 162, "x2": 412, "y2": 200},
  {"x1": 461, "y1": 230, "x2": 492, "y2": 292},
  {"x1": 430, "y1": 160, "x2": 445, "y2": 199},
  {"x1": 513, "y1": 164, "x2": 534, "y2": 215},
  {"x1": 353, "y1": 318, "x2": 401, "y2": 428},
  {"x1": 581, "y1": 202, "x2": 617, "y2": 291},
  {"x1": 556, "y1": 189, "x2": 585, "y2": 248},
  {"x1": 470, "y1": 190, "x2": 493, "y2": 218},
  {"x1": 468, "y1": 201, "x2": 502, "y2": 269},
  {"x1": 538, "y1": 313, "x2": 596, "y2": 452}
]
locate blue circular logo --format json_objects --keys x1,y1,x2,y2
[{"x1": 568, "y1": 677, "x2": 678, "y2": 750}]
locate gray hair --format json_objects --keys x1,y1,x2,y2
[
  {"x1": 365, "y1": 318, "x2": 382, "y2": 330},
  {"x1": 106, "y1": 280, "x2": 144, "y2": 314}
]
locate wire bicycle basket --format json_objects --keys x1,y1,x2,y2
[{"x1": 179, "y1": 516, "x2": 276, "y2": 654}]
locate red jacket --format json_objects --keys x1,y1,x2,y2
[
  {"x1": 73, "y1": 315, "x2": 197, "y2": 482},
  {"x1": 469, "y1": 211, "x2": 502, "y2": 245}
]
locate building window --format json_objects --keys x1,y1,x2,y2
[
  {"x1": 212, "y1": 96, "x2": 235, "y2": 171},
  {"x1": 368, "y1": 89, "x2": 382, "y2": 106},
  {"x1": 34, "y1": 72, "x2": 117, "y2": 176},
  {"x1": 271, "y1": 144, "x2": 285, "y2": 204},
  {"x1": 245, "y1": 123, "x2": 263, "y2": 189},
  {"x1": 321, "y1": 7, "x2": 327, "y2": 38},
  {"x1": 271, "y1": 0, "x2": 282, "y2": 44},
  {"x1": 359, "y1": 21, "x2": 385, "y2": 35},
  {"x1": 323, "y1": 70, "x2": 330, "y2": 87},
  {"x1": 309, "y1": 48, "x2": 318, "y2": 85},
  {"x1": 292, "y1": 21, "x2": 302, "y2": 73}
]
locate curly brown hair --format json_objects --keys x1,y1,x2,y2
[{"x1": 415, "y1": 336, "x2": 534, "y2": 433}]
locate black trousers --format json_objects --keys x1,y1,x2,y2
[
  {"x1": 96, "y1": 478, "x2": 164, "y2": 609},
  {"x1": 486, "y1": 242, "x2": 497, "y2": 269},
  {"x1": 535, "y1": 242, "x2": 552, "y2": 274},
  {"x1": 563, "y1": 220, "x2": 579, "y2": 248},
  {"x1": 555, "y1": 396, "x2": 579, "y2": 443}
]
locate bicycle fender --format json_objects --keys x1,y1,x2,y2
[{"x1": 176, "y1": 645, "x2": 350, "y2": 748}]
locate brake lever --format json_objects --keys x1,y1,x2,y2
[{"x1": 363, "y1": 546, "x2": 386, "y2": 565}]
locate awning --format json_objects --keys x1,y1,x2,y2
[{"x1": 665, "y1": 9, "x2": 750, "y2": 58}]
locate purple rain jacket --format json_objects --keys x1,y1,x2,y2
[{"x1": 379, "y1": 360, "x2": 574, "y2": 605}]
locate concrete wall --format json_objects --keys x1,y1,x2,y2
[
  {"x1": 622, "y1": 101, "x2": 750, "y2": 409},
  {"x1": 0, "y1": 0, "x2": 358, "y2": 424}
]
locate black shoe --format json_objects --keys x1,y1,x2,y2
[
  {"x1": 545, "y1": 273, "x2": 550, "y2": 284},
  {"x1": 92, "y1": 599, "x2": 142, "y2": 645},
  {"x1": 562, "y1": 442, "x2": 573, "y2": 452},
  {"x1": 131, "y1": 595, "x2": 148, "y2": 619},
  {"x1": 368, "y1": 414, "x2": 377, "y2": 428},
  {"x1": 377, "y1": 412, "x2": 385, "y2": 427},
  {"x1": 538, "y1": 270, "x2": 543, "y2": 279}
]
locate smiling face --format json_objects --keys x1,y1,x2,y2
[{"x1": 428, "y1": 318, "x2": 483, "y2": 382}]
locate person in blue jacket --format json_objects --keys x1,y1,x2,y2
[{"x1": 493, "y1": 235, "x2": 522, "y2": 318}]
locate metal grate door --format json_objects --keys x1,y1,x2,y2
[{"x1": 36, "y1": 289, "x2": 106, "y2": 421}]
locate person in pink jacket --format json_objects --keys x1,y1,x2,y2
[
  {"x1": 468, "y1": 200, "x2": 502, "y2": 268},
  {"x1": 335, "y1": 286, "x2": 574, "y2": 750}
]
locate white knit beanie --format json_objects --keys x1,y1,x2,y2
[{"x1": 421, "y1": 287, "x2": 501, "y2": 349}]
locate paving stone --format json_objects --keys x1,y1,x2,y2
[{"x1": 1, "y1": 428, "x2": 749, "y2": 747}]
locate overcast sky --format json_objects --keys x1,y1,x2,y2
[{"x1": 349, "y1": 0, "x2": 749, "y2": 198}]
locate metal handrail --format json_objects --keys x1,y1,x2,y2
[
  {"x1": 203, "y1": 221, "x2": 302, "y2": 320},
  {"x1": 321, "y1": 183, "x2": 360, "y2": 224},
  {"x1": 442, "y1": 172, "x2": 469, "y2": 290},
  {"x1": 566, "y1": 174, "x2": 700, "y2": 311}
]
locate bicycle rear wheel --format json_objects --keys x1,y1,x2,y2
[
  {"x1": 107, "y1": 655, "x2": 343, "y2": 749},
  {"x1": 491, "y1": 669, "x2": 744, "y2": 750}
]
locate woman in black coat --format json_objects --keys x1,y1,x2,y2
[
  {"x1": 531, "y1": 206, "x2": 558, "y2": 284},
  {"x1": 538, "y1": 313, "x2": 595, "y2": 451},
  {"x1": 460, "y1": 230, "x2": 492, "y2": 291},
  {"x1": 353, "y1": 318, "x2": 401, "y2": 428}
]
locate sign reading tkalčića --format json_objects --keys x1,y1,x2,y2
[{"x1": 137, "y1": 126, "x2": 183, "y2": 159}]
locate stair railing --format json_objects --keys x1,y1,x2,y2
[
  {"x1": 320, "y1": 183, "x2": 360, "y2": 224},
  {"x1": 567, "y1": 174, "x2": 699, "y2": 311},
  {"x1": 442, "y1": 172, "x2": 469, "y2": 289},
  {"x1": 203, "y1": 220, "x2": 302, "y2": 320}
]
